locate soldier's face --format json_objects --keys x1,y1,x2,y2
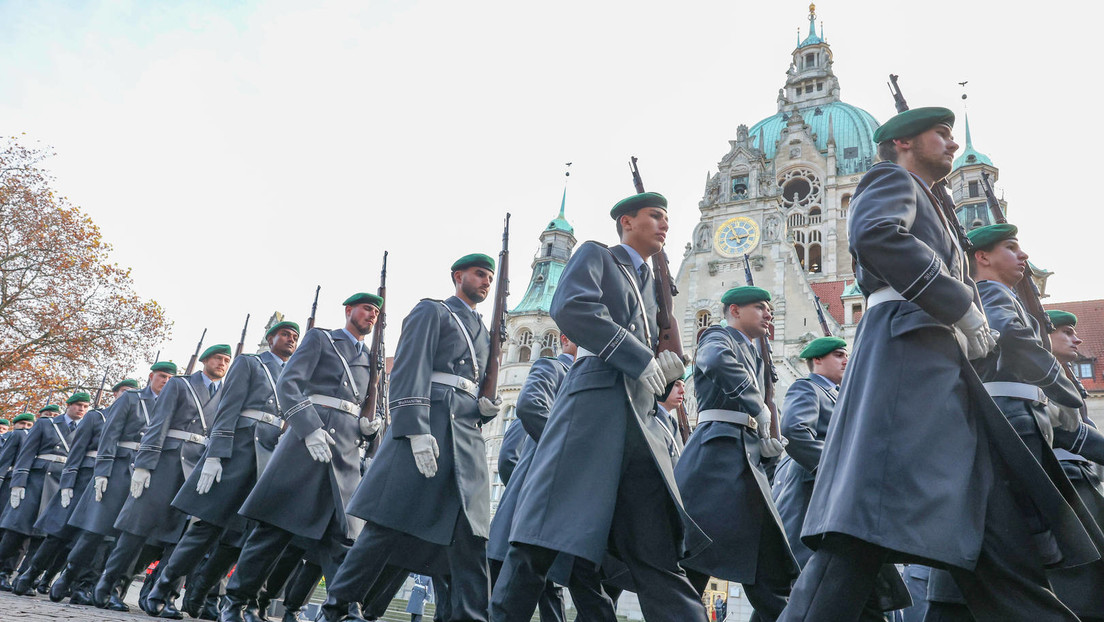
[
  {"x1": 900, "y1": 124, "x2": 958, "y2": 181},
  {"x1": 662, "y1": 380, "x2": 686, "y2": 410},
  {"x1": 66, "y1": 401, "x2": 90, "y2": 420},
  {"x1": 14, "y1": 420, "x2": 32, "y2": 430},
  {"x1": 269, "y1": 328, "x2": 299, "y2": 359},
  {"x1": 346, "y1": 303, "x2": 380, "y2": 337},
  {"x1": 813, "y1": 349, "x2": 848, "y2": 385},
  {"x1": 730, "y1": 301, "x2": 772, "y2": 339},
  {"x1": 203, "y1": 354, "x2": 232, "y2": 380},
  {"x1": 113, "y1": 388, "x2": 128, "y2": 399},
  {"x1": 149, "y1": 371, "x2": 173, "y2": 394},
  {"x1": 456, "y1": 267, "x2": 494, "y2": 305},
  {"x1": 0, "y1": 424, "x2": 8, "y2": 434},
  {"x1": 1051, "y1": 326, "x2": 1082, "y2": 365},
  {"x1": 620, "y1": 207, "x2": 669, "y2": 257},
  {"x1": 976, "y1": 239, "x2": 1028, "y2": 287}
]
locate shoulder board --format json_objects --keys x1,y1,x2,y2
[
  {"x1": 582, "y1": 240, "x2": 609, "y2": 249},
  {"x1": 419, "y1": 298, "x2": 445, "y2": 304}
]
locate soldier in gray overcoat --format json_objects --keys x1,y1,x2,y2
[
  {"x1": 145, "y1": 322, "x2": 300, "y2": 617},
  {"x1": 492, "y1": 192, "x2": 707, "y2": 622},
  {"x1": 58, "y1": 364, "x2": 172, "y2": 607},
  {"x1": 93, "y1": 346, "x2": 228, "y2": 610},
  {"x1": 675, "y1": 286, "x2": 797, "y2": 621},
  {"x1": 11, "y1": 381, "x2": 135, "y2": 596},
  {"x1": 0, "y1": 412, "x2": 35, "y2": 590},
  {"x1": 780, "y1": 108, "x2": 1103, "y2": 621},
  {"x1": 925, "y1": 225, "x2": 1095, "y2": 619},
  {"x1": 221, "y1": 294, "x2": 382, "y2": 622},
  {"x1": 0, "y1": 393, "x2": 87, "y2": 576},
  {"x1": 320, "y1": 254, "x2": 502, "y2": 622}
]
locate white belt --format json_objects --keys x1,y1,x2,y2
[
  {"x1": 117, "y1": 441, "x2": 140, "y2": 451},
  {"x1": 35, "y1": 454, "x2": 67, "y2": 463},
  {"x1": 984, "y1": 382, "x2": 1048, "y2": 405},
  {"x1": 309, "y1": 394, "x2": 360, "y2": 416},
  {"x1": 240, "y1": 409, "x2": 281, "y2": 427},
  {"x1": 576, "y1": 347, "x2": 597, "y2": 359},
  {"x1": 85, "y1": 451, "x2": 97, "y2": 458},
  {"x1": 697, "y1": 409, "x2": 757, "y2": 431},
  {"x1": 430, "y1": 372, "x2": 478, "y2": 398},
  {"x1": 866, "y1": 287, "x2": 906, "y2": 310},
  {"x1": 166, "y1": 429, "x2": 207, "y2": 445}
]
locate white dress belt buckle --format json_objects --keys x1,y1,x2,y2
[{"x1": 430, "y1": 372, "x2": 478, "y2": 398}]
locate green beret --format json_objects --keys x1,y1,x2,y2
[
  {"x1": 66, "y1": 392, "x2": 92, "y2": 405},
  {"x1": 1047, "y1": 310, "x2": 1077, "y2": 329},
  {"x1": 681, "y1": 364, "x2": 693, "y2": 381},
  {"x1": 610, "y1": 192, "x2": 667, "y2": 219},
  {"x1": 200, "y1": 344, "x2": 232, "y2": 361},
  {"x1": 450, "y1": 254, "x2": 496, "y2": 273},
  {"x1": 342, "y1": 293, "x2": 384, "y2": 308},
  {"x1": 265, "y1": 320, "x2": 301, "y2": 339},
  {"x1": 800, "y1": 336, "x2": 848, "y2": 359},
  {"x1": 150, "y1": 361, "x2": 178, "y2": 374},
  {"x1": 873, "y1": 107, "x2": 955, "y2": 143},
  {"x1": 0, "y1": 419, "x2": 8, "y2": 426},
  {"x1": 13, "y1": 413, "x2": 35, "y2": 424},
  {"x1": 966, "y1": 223, "x2": 1018, "y2": 251},
  {"x1": 721, "y1": 286, "x2": 771, "y2": 307},
  {"x1": 38, "y1": 404, "x2": 60, "y2": 414},
  {"x1": 112, "y1": 379, "x2": 140, "y2": 392}
]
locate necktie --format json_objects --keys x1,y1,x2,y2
[
  {"x1": 68, "y1": 421, "x2": 76, "y2": 433},
  {"x1": 209, "y1": 383, "x2": 218, "y2": 398},
  {"x1": 356, "y1": 341, "x2": 364, "y2": 356},
  {"x1": 637, "y1": 263, "x2": 651, "y2": 288}
]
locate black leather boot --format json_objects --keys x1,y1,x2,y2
[
  {"x1": 218, "y1": 594, "x2": 248, "y2": 622},
  {"x1": 49, "y1": 566, "x2": 72, "y2": 602},
  {"x1": 10, "y1": 569, "x2": 38, "y2": 596},
  {"x1": 92, "y1": 574, "x2": 114, "y2": 608},
  {"x1": 144, "y1": 575, "x2": 173, "y2": 615}
]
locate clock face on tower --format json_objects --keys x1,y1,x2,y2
[{"x1": 713, "y1": 216, "x2": 761, "y2": 258}]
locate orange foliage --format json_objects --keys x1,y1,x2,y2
[{"x1": 1, "y1": 137, "x2": 171, "y2": 416}]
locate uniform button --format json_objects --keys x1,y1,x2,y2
[
  {"x1": 459, "y1": 360, "x2": 467, "y2": 365},
  {"x1": 343, "y1": 381, "x2": 348, "y2": 386},
  {"x1": 630, "y1": 323, "x2": 637, "y2": 331},
  {"x1": 330, "y1": 428, "x2": 336, "y2": 434},
  {"x1": 451, "y1": 415, "x2": 455, "y2": 420}
]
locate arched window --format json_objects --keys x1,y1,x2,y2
[
  {"x1": 518, "y1": 346, "x2": 532, "y2": 362},
  {"x1": 808, "y1": 206, "x2": 822, "y2": 224},
  {"x1": 795, "y1": 244, "x2": 806, "y2": 269},
  {"x1": 809, "y1": 229, "x2": 822, "y2": 243},
  {"x1": 696, "y1": 310, "x2": 712, "y2": 329},
  {"x1": 515, "y1": 329, "x2": 534, "y2": 363},
  {"x1": 788, "y1": 213, "x2": 806, "y2": 228},
  {"x1": 794, "y1": 230, "x2": 806, "y2": 244},
  {"x1": 808, "y1": 244, "x2": 822, "y2": 273},
  {"x1": 840, "y1": 194, "x2": 851, "y2": 218}
]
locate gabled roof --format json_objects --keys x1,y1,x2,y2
[
  {"x1": 810, "y1": 280, "x2": 848, "y2": 325},
  {"x1": 1043, "y1": 299, "x2": 1104, "y2": 392}
]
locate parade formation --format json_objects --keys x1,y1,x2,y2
[{"x1": 4, "y1": 11, "x2": 1104, "y2": 622}]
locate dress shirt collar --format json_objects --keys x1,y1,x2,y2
[{"x1": 618, "y1": 244, "x2": 646, "y2": 272}]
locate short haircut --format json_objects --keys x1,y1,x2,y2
[
  {"x1": 615, "y1": 207, "x2": 643, "y2": 237},
  {"x1": 877, "y1": 140, "x2": 899, "y2": 163},
  {"x1": 806, "y1": 358, "x2": 815, "y2": 372}
]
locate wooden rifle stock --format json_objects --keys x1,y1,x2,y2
[
  {"x1": 630, "y1": 157, "x2": 692, "y2": 443},
  {"x1": 480, "y1": 215, "x2": 510, "y2": 401},
  {"x1": 743, "y1": 254, "x2": 781, "y2": 441},
  {"x1": 362, "y1": 252, "x2": 388, "y2": 427},
  {"x1": 185, "y1": 328, "x2": 207, "y2": 375},
  {"x1": 235, "y1": 314, "x2": 250, "y2": 357}
]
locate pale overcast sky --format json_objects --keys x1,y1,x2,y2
[{"x1": 2, "y1": 0, "x2": 1099, "y2": 377}]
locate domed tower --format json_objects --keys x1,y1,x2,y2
[
  {"x1": 483, "y1": 182, "x2": 577, "y2": 513},
  {"x1": 673, "y1": 4, "x2": 880, "y2": 399}
]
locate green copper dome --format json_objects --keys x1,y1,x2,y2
[
  {"x1": 546, "y1": 188, "x2": 574, "y2": 234},
  {"x1": 952, "y1": 113, "x2": 993, "y2": 170},
  {"x1": 749, "y1": 102, "x2": 880, "y2": 176}
]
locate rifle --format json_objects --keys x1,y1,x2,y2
[
  {"x1": 153, "y1": 350, "x2": 160, "y2": 364},
  {"x1": 630, "y1": 157, "x2": 691, "y2": 443},
  {"x1": 361, "y1": 251, "x2": 389, "y2": 452},
  {"x1": 307, "y1": 286, "x2": 321, "y2": 330},
  {"x1": 235, "y1": 314, "x2": 251, "y2": 357},
  {"x1": 479, "y1": 215, "x2": 510, "y2": 402},
  {"x1": 813, "y1": 295, "x2": 833, "y2": 337},
  {"x1": 92, "y1": 371, "x2": 109, "y2": 409},
  {"x1": 744, "y1": 254, "x2": 781, "y2": 441},
  {"x1": 185, "y1": 328, "x2": 207, "y2": 375},
  {"x1": 888, "y1": 74, "x2": 909, "y2": 113}
]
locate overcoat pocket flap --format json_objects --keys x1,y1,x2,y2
[
  {"x1": 889, "y1": 305, "x2": 948, "y2": 338},
  {"x1": 699, "y1": 421, "x2": 748, "y2": 443},
  {"x1": 566, "y1": 368, "x2": 620, "y2": 395}
]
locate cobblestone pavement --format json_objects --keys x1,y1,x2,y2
[{"x1": 1, "y1": 589, "x2": 148, "y2": 620}]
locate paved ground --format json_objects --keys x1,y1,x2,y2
[{"x1": 0, "y1": 588, "x2": 148, "y2": 620}]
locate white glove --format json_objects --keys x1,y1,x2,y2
[
  {"x1": 657, "y1": 350, "x2": 686, "y2": 385},
  {"x1": 94, "y1": 476, "x2": 109, "y2": 502},
  {"x1": 953, "y1": 306, "x2": 998, "y2": 360},
  {"x1": 1046, "y1": 403, "x2": 1082, "y2": 434},
  {"x1": 130, "y1": 467, "x2": 152, "y2": 498},
  {"x1": 478, "y1": 397, "x2": 502, "y2": 419},
  {"x1": 755, "y1": 412, "x2": 772, "y2": 437},
  {"x1": 60, "y1": 488, "x2": 73, "y2": 508},
  {"x1": 304, "y1": 428, "x2": 336, "y2": 463},
  {"x1": 759, "y1": 437, "x2": 785, "y2": 459},
  {"x1": 196, "y1": 457, "x2": 223, "y2": 495},
  {"x1": 359, "y1": 417, "x2": 382, "y2": 437},
  {"x1": 409, "y1": 434, "x2": 440, "y2": 478},
  {"x1": 639, "y1": 359, "x2": 667, "y2": 396},
  {"x1": 10, "y1": 486, "x2": 24, "y2": 509}
]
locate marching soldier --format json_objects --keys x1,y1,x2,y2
[
  {"x1": 220, "y1": 294, "x2": 383, "y2": 622},
  {"x1": 0, "y1": 419, "x2": 10, "y2": 436},
  {"x1": 0, "y1": 392, "x2": 89, "y2": 585},
  {"x1": 780, "y1": 108, "x2": 1101, "y2": 620},
  {"x1": 319, "y1": 254, "x2": 502, "y2": 622},
  {"x1": 488, "y1": 335, "x2": 577, "y2": 622},
  {"x1": 674, "y1": 286, "x2": 797, "y2": 621},
  {"x1": 11, "y1": 380, "x2": 137, "y2": 596},
  {"x1": 143, "y1": 322, "x2": 300, "y2": 618},
  {"x1": 492, "y1": 193, "x2": 707, "y2": 622},
  {"x1": 93, "y1": 346, "x2": 229, "y2": 611},
  {"x1": 58, "y1": 363, "x2": 173, "y2": 608},
  {"x1": 925, "y1": 223, "x2": 1089, "y2": 619},
  {"x1": 1046, "y1": 310, "x2": 1104, "y2": 621},
  {"x1": 0, "y1": 412, "x2": 36, "y2": 591},
  {"x1": 38, "y1": 404, "x2": 61, "y2": 417}
]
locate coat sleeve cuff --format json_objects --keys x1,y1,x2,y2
[
  {"x1": 284, "y1": 399, "x2": 324, "y2": 440},
  {"x1": 389, "y1": 399, "x2": 432, "y2": 438}
]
